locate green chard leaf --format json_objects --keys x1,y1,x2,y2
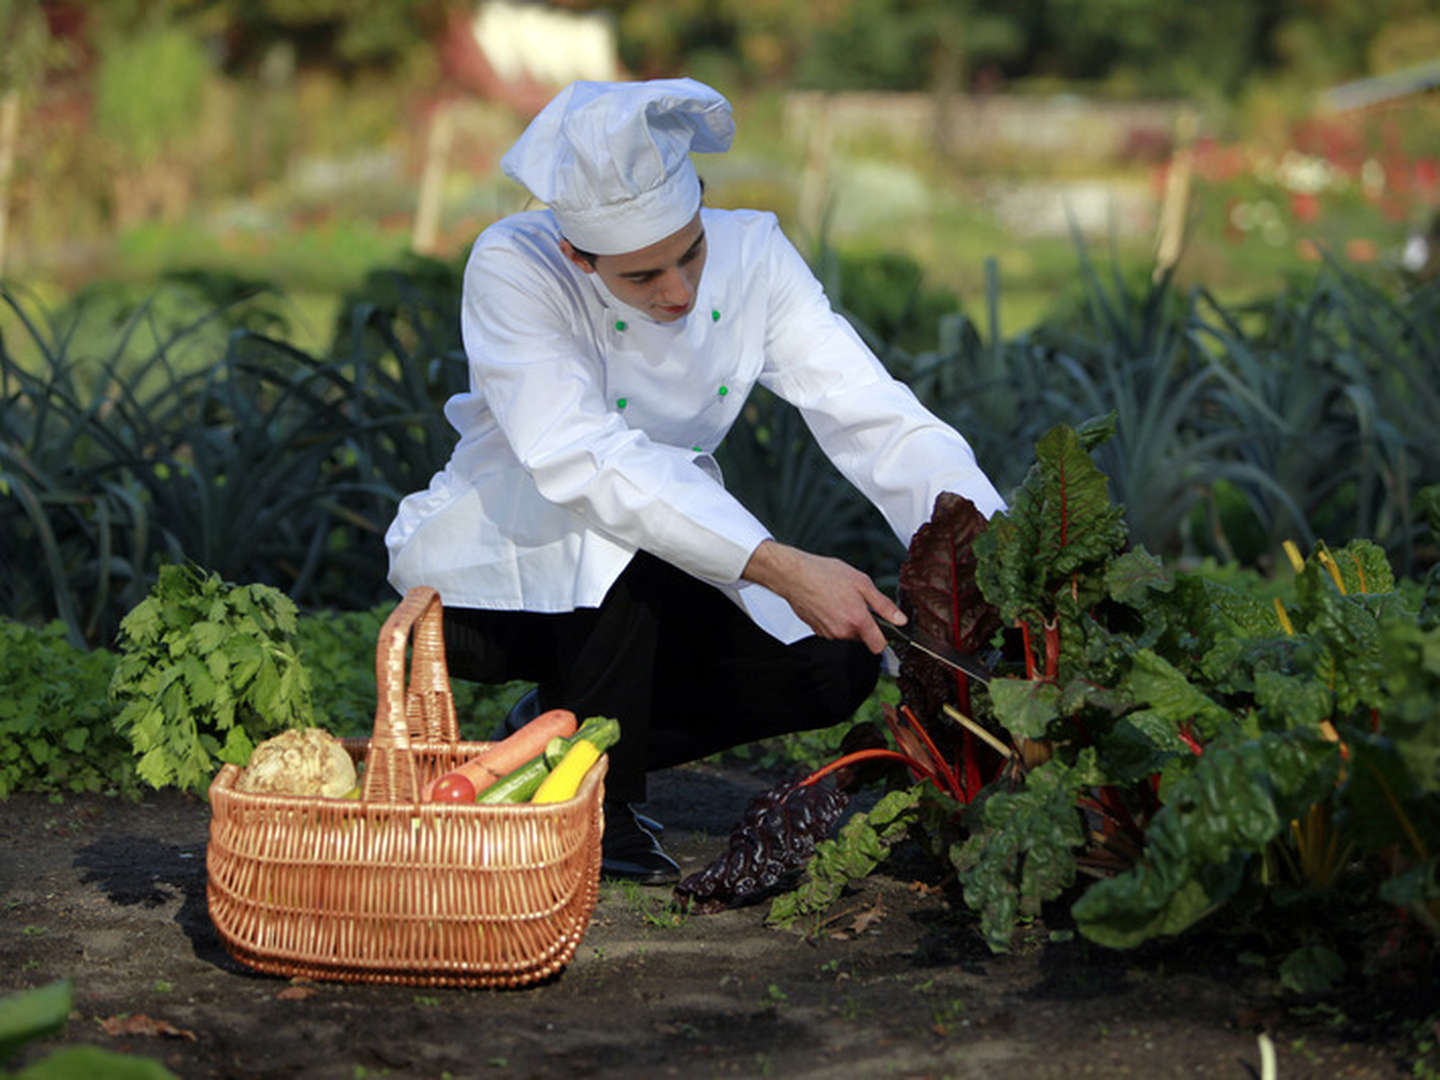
[
  {"x1": 1090, "y1": 712, "x2": 1193, "y2": 786},
  {"x1": 951, "y1": 759, "x2": 1086, "y2": 952},
  {"x1": 1123, "y1": 649, "x2": 1232, "y2": 740},
  {"x1": 767, "y1": 787, "x2": 924, "y2": 929},
  {"x1": 1072, "y1": 728, "x2": 1339, "y2": 949},
  {"x1": 1105, "y1": 547, "x2": 1172, "y2": 607},
  {"x1": 1377, "y1": 856, "x2": 1440, "y2": 915},
  {"x1": 1371, "y1": 620, "x2": 1440, "y2": 792},
  {"x1": 1252, "y1": 670, "x2": 1333, "y2": 731},
  {"x1": 1339, "y1": 732, "x2": 1440, "y2": 855},
  {"x1": 975, "y1": 423, "x2": 1128, "y2": 628},
  {"x1": 1319, "y1": 539, "x2": 1395, "y2": 598},
  {"x1": 1302, "y1": 594, "x2": 1385, "y2": 705},
  {"x1": 988, "y1": 677, "x2": 1061, "y2": 740}
]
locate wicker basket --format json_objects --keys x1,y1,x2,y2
[{"x1": 206, "y1": 587, "x2": 605, "y2": 987}]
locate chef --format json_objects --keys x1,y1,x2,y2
[{"x1": 386, "y1": 78, "x2": 1005, "y2": 883}]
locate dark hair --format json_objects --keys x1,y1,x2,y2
[{"x1": 564, "y1": 179, "x2": 706, "y2": 266}]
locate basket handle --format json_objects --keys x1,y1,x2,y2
[{"x1": 360, "y1": 587, "x2": 460, "y2": 803}]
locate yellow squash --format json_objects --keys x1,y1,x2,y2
[{"x1": 529, "y1": 716, "x2": 620, "y2": 804}]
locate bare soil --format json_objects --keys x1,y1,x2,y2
[{"x1": 0, "y1": 762, "x2": 1431, "y2": 1080}]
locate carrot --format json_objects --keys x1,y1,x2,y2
[{"x1": 425, "y1": 708, "x2": 577, "y2": 802}]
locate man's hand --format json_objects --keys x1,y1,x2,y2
[{"x1": 742, "y1": 539, "x2": 905, "y2": 654}]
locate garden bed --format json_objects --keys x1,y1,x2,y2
[{"x1": 0, "y1": 761, "x2": 1426, "y2": 1079}]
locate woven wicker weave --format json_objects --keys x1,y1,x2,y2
[{"x1": 206, "y1": 587, "x2": 605, "y2": 987}]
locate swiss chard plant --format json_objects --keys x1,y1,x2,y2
[{"x1": 770, "y1": 417, "x2": 1440, "y2": 961}]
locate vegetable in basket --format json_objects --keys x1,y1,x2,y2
[
  {"x1": 236, "y1": 728, "x2": 356, "y2": 798},
  {"x1": 475, "y1": 717, "x2": 621, "y2": 804},
  {"x1": 428, "y1": 708, "x2": 578, "y2": 801},
  {"x1": 532, "y1": 717, "x2": 621, "y2": 803}
]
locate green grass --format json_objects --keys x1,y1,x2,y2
[{"x1": 115, "y1": 218, "x2": 416, "y2": 294}]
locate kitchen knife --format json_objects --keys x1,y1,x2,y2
[{"x1": 877, "y1": 618, "x2": 993, "y2": 684}]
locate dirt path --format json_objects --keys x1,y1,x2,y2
[{"x1": 0, "y1": 763, "x2": 1425, "y2": 1079}]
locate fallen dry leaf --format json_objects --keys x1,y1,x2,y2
[
  {"x1": 100, "y1": 1014, "x2": 197, "y2": 1041},
  {"x1": 828, "y1": 897, "x2": 887, "y2": 940},
  {"x1": 276, "y1": 985, "x2": 317, "y2": 1001},
  {"x1": 848, "y1": 898, "x2": 887, "y2": 935}
]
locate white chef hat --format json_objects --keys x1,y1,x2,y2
[{"x1": 500, "y1": 78, "x2": 734, "y2": 256}]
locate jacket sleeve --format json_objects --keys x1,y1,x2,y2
[
  {"x1": 459, "y1": 239, "x2": 772, "y2": 584},
  {"x1": 754, "y1": 218, "x2": 1006, "y2": 545}
]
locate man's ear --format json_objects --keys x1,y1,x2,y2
[{"x1": 558, "y1": 239, "x2": 595, "y2": 274}]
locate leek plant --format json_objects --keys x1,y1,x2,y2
[{"x1": 3, "y1": 247, "x2": 1436, "y2": 652}]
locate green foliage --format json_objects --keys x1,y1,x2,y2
[
  {"x1": 0, "y1": 979, "x2": 178, "y2": 1078},
  {"x1": 0, "y1": 620, "x2": 136, "y2": 798},
  {"x1": 0, "y1": 278, "x2": 360, "y2": 646},
  {"x1": 292, "y1": 601, "x2": 531, "y2": 739},
  {"x1": 975, "y1": 417, "x2": 1128, "y2": 639},
  {"x1": 791, "y1": 0, "x2": 945, "y2": 92},
  {"x1": 608, "y1": 0, "x2": 1389, "y2": 95},
  {"x1": 825, "y1": 249, "x2": 963, "y2": 355},
  {"x1": 0, "y1": 591, "x2": 536, "y2": 801},
  {"x1": 1043, "y1": 0, "x2": 1270, "y2": 96},
  {"x1": 1278, "y1": 944, "x2": 1346, "y2": 995},
  {"x1": 781, "y1": 419, "x2": 1439, "y2": 956},
  {"x1": 767, "y1": 786, "x2": 923, "y2": 929},
  {"x1": 1071, "y1": 729, "x2": 1339, "y2": 949},
  {"x1": 0, "y1": 270, "x2": 464, "y2": 644},
  {"x1": 246, "y1": 0, "x2": 438, "y2": 66},
  {"x1": 1372, "y1": 619, "x2": 1440, "y2": 792},
  {"x1": 8, "y1": 249, "x2": 1438, "y2": 649},
  {"x1": 0, "y1": 0, "x2": 68, "y2": 95},
  {"x1": 290, "y1": 604, "x2": 390, "y2": 738},
  {"x1": 1193, "y1": 268, "x2": 1440, "y2": 571},
  {"x1": 109, "y1": 564, "x2": 313, "y2": 794},
  {"x1": 0, "y1": 978, "x2": 68, "y2": 1066},
  {"x1": 723, "y1": 679, "x2": 899, "y2": 773},
  {"x1": 952, "y1": 759, "x2": 1086, "y2": 951},
  {"x1": 92, "y1": 23, "x2": 209, "y2": 165}
]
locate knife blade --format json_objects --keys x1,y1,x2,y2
[{"x1": 878, "y1": 618, "x2": 993, "y2": 684}]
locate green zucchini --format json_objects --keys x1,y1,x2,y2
[
  {"x1": 475, "y1": 716, "x2": 621, "y2": 804},
  {"x1": 474, "y1": 751, "x2": 550, "y2": 804}
]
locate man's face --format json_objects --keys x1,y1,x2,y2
[{"x1": 563, "y1": 213, "x2": 707, "y2": 323}]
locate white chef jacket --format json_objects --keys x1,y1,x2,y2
[{"x1": 385, "y1": 207, "x2": 1005, "y2": 643}]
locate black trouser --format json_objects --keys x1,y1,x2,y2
[{"x1": 441, "y1": 551, "x2": 881, "y2": 803}]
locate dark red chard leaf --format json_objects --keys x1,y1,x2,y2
[
  {"x1": 896, "y1": 492, "x2": 1005, "y2": 795},
  {"x1": 673, "y1": 780, "x2": 850, "y2": 913},
  {"x1": 899, "y1": 492, "x2": 1000, "y2": 653}
]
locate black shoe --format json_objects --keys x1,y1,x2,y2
[
  {"x1": 495, "y1": 687, "x2": 541, "y2": 740},
  {"x1": 602, "y1": 802, "x2": 679, "y2": 885}
]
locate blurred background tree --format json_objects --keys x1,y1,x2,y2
[
  {"x1": 0, "y1": 0, "x2": 69, "y2": 274},
  {"x1": 0, "y1": 0, "x2": 1430, "y2": 342},
  {"x1": 1, "y1": 0, "x2": 1436, "y2": 642},
  {"x1": 91, "y1": 15, "x2": 210, "y2": 226}
]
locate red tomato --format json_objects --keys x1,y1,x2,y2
[{"x1": 430, "y1": 774, "x2": 476, "y2": 802}]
